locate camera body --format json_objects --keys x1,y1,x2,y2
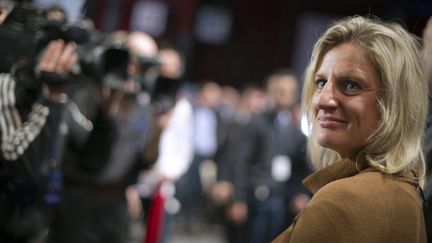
[
  {"x1": 0, "y1": 2, "x2": 135, "y2": 91},
  {"x1": 0, "y1": 3, "x2": 91, "y2": 73},
  {"x1": 0, "y1": 2, "x2": 178, "y2": 109}
]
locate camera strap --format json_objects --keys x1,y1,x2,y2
[
  {"x1": 36, "y1": 70, "x2": 69, "y2": 87},
  {"x1": 43, "y1": 106, "x2": 68, "y2": 205}
]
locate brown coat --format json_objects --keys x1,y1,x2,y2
[{"x1": 272, "y1": 159, "x2": 427, "y2": 243}]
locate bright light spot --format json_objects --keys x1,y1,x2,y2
[{"x1": 301, "y1": 113, "x2": 311, "y2": 137}]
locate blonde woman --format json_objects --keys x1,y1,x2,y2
[{"x1": 273, "y1": 16, "x2": 428, "y2": 242}]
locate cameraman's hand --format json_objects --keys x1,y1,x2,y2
[
  {"x1": 37, "y1": 40, "x2": 78, "y2": 74},
  {"x1": 38, "y1": 40, "x2": 78, "y2": 102},
  {"x1": 99, "y1": 85, "x2": 124, "y2": 116}
]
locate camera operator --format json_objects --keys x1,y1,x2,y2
[
  {"x1": 0, "y1": 34, "x2": 85, "y2": 243},
  {"x1": 46, "y1": 30, "x2": 171, "y2": 243},
  {"x1": 136, "y1": 43, "x2": 195, "y2": 243},
  {"x1": 0, "y1": 2, "x2": 96, "y2": 242}
]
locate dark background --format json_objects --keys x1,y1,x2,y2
[{"x1": 79, "y1": 0, "x2": 432, "y2": 88}]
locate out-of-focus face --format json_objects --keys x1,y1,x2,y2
[
  {"x1": 159, "y1": 49, "x2": 182, "y2": 79},
  {"x1": 268, "y1": 75, "x2": 298, "y2": 110},
  {"x1": 201, "y1": 82, "x2": 221, "y2": 108},
  {"x1": 126, "y1": 32, "x2": 160, "y2": 91},
  {"x1": 312, "y1": 42, "x2": 380, "y2": 158},
  {"x1": 47, "y1": 10, "x2": 65, "y2": 21},
  {"x1": 127, "y1": 32, "x2": 159, "y2": 77},
  {"x1": 127, "y1": 32, "x2": 158, "y2": 59},
  {"x1": 247, "y1": 88, "x2": 266, "y2": 114}
]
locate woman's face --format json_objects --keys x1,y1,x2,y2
[{"x1": 312, "y1": 42, "x2": 380, "y2": 158}]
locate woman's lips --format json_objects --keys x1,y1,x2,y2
[{"x1": 318, "y1": 116, "x2": 347, "y2": 129}]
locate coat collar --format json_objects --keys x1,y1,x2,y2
[
  {"x1": 303, "y1": 158, "x2": 421, "y2": 194},
  {"x1": 303, "y1": 158, "x2": 369, "y2": 194}
]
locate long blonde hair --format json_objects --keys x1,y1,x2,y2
[{"x1": 302, "y1": 16, "x2": 428, "y2": 184}]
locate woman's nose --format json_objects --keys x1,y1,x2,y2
[{"x1": 313, "y1": 81, "x2": 339, "y2": 110}]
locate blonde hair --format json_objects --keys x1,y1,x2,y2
[{"x1": 302, "y1": 16, "x2": 428, "y2": 184}]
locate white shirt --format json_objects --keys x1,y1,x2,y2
[
  {"x1": 155, "y1": 97, "x2": 194, "y2": 180},
  {"x1": 193, "y1": 106, "x2": 217, "y2": 157}
]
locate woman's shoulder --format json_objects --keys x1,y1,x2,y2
[
  {"x1": 310, "y1": 172, "x2": 378, "y2": 207},
  {"x1": 312, "y1": 170, "x2": 421, "y2": 211},
  {"x1": 285, "y1": 170, "x2": 425, "y2": 243}
]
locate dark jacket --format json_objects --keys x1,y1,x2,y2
[
  {"x1": 0, "y1": 73, "x2": 91, "y2": 240},
  {"x1": 263, "y1": 110, "x2": 311, "y2": 200},
  {"x1": 216, "y1": 113, "x2": 273, "y2": 202},
  {"x1": 62, "y1": 83, "x2": 152, "y2": 189}
]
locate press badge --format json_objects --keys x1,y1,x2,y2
[{"x1": 271, "y1": 155, "x2": 292, "y2": 182}]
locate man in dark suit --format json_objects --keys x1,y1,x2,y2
[{"x1": 246, "y1": 70, "x2": 311, "y2": 243}]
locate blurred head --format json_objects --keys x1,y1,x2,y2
[
  {"x1": 46, "y1": 5, "x2": 67, "y2": 22},
  {"x1": 199, "y1": 81, "x2": 221, "y2": 108},
  {"x1": 106, "y1": 30, "x2": 129, "y2": 47},
  {"x1": 265, "y1": 69, "x2": 299, "y2": 110},
  {"x1": 221, "y1": 85, "x2": 240, "y2": 108},
  {"x1": 126, "y1": 31, "x2": 159, "y2": 92},
  {"x1": 96, "y1": 31, "x2": 133, "y2": 93},
  {"x1": 239, "y1": 84, "x2": 266, "y2": 115},
  {"x1": 302, "y1": 16, "x2": 427, "y2": 180},
  {"x1": 127, "y1": 31, "x2": 158, "y2": 59},
  {"x1": 159, "y1": 47, "x2": 184, "y2": 79},
  {"x1": 219, "y1": 85, "x2": 240, "y2": 120}
]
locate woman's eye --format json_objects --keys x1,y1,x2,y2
[
  {"x1": 343, "y1": 81, "x2": 361, "y2": 93},
  {"x1": 316, "y1": 79, "x2": 326, "y2": 89}
]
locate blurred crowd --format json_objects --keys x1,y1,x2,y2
[
  {"x1": 0, "y1": 1, "x2": 312, "y2": 243},
  {"x1": 1, "y1": 1, "x2": 432, "y2": 243}
]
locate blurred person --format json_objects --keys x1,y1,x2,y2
[
  {"x1": 175, "y1": 80, "x2": 222, "y2": 232},
  {"x1": 137, "y1": 45, "x2": 194, "y2": 243},
  {"x1": 273, "y1": 16, "x2": 427, "y2": 242},
  {"x1": 0, "y1": 40, "x2": 81, "y2": 243},
  {"x1": 0, "y1": 30, "x2": 82, "y2": 243},
  {"x1": 192, "y1": 81, "x2": 222, "y2": 162},
  {"x1": 218, "y1": 85, "x2": 241, "y2": 122},
  {"x1": 245, "y1": 70, "x2": 311, "y2": 243},
  {"x1": 122, "y1": 31, "x2": 159, "y2": 223},
  {"x1": 211, "y1": 84, "x2": 269, "y2": 243},
  {"x1": 0, "y1": 4, "x2": 85, "y2": 243},
  {"x1": 127, "y1": 31, "x2": 160, "y2": 92},
  {"x1": 207, "y1": 85, "x2": 239, "y2": 223},
  {"x1": 265, "y1": 71, "x2": 311, "y2": 212},
  {"x1": 46, "y1": 31, "x2": 163, "y2": 243},
  {"x1": 45, "y1": 4, "x2": 67, "y2": 21}
]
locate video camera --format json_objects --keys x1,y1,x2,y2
[
  {"x1": 0, "y1": 2, "x2": 91, "y2": 72},
  {"x1": 0, "y1": 2, "x2": 131, "y2": 90},
  {"x1": 0, "y1": 2, "x2": 176, "y2": 108}
]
